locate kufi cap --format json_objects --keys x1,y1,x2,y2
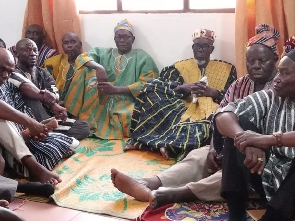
[{"x1": 192, "y1": 29, "x2": 216, "y2": 42}]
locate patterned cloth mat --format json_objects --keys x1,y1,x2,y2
[
  {"x1": 51, "y1": 138, "x2": 176, "y2": 219},
  {"x1": 133, "y1": 199, "x2": 265, "y2": 221},
  {"x1": 134, "y1": 202, "x2": 229, "y2": 221}
]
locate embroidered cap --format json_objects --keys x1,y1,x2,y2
[
  {"x1": 114, "y1": 19, "x2": 134, "y2": 35},
  {"x1": 192, "y1": 29, "x2": 216, "y2": 42}
]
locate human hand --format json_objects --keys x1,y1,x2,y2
[
  {"x1": 235, "y1": 130, "x2": 271, "y2": 153},
  {"x1": 40, "y1": 89, "x2": 58, "y2": 105},
  {"x1": 97, "y1": 82, "x2": 118, "y2": 94},
  {"x1": 206, "y1": 150, "x2": 221, "y2": 175},
  {"x1": 191, "y1": 81, "x2": 212, "y2": 97},
  {"x1": 243, "y1": 146, "x2": 266, "y2": 175},
  {"x1": 51, "y1": 103, "x2": 67, "y2": 122},
  {"x1": 23, "y1": 119, "x2": 49, "y2": 140},
  {"x1": 173, "y1": 84, "x2": 192, "y2": 94}
]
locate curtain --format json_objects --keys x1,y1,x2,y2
[
  {"x1": 235, "y1": 0, "x2": 295, "y2": 77},
  {"x1": 23, "y1": 0, "x2": 81, "y2": 53}
]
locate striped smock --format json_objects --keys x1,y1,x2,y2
[
  {"x1": 0, "y1": 81, "x2": 73, "y2": 170},
  {"x1": 222, "y1": 89, "x2": 295, "y2": 201}
]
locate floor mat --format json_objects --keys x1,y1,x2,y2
[
  {"x1": 134, "y1": 202, "x2": 229, "y2": 221},
  {"x1": 51, "y1": 138, "x2": 175, "y2": 219},
  {"x1": 134, "y1": 199, "x2": 266, "y2": 221}
]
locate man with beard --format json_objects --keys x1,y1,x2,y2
[{"x1": 125, "y1": 28, "x2": 237, "y2": 160}]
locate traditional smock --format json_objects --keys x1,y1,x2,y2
[
  {"x1": 44, "y1": 53, "x2": 74, "y2": 101},
  {"x1": 0, "y1": 81, "x2": 73, "y2": 170},
  {"x1": 65, "y1": 47, "x2": 159, "y2": 139},
  {"x1": 127, "y1": 58, "x2": 237, "y2": 160},
  {"x1": 221, "y1": 89, "x2": 295, "y2": 201}
]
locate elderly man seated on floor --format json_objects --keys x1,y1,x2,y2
[
  {"x1": 124, "y1": 28, "x2": 237, "y2": 160},
  {"x1": 64, "y1": 19, "x2": 159, "y2": 139},
  {"x1": 111, "y1": 24, "x2": 280, "y2": 212},
  {"x1": 13, "y1": 38, "x2": 90, "y2": 140}
]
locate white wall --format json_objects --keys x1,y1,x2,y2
[
  {"x1": 0, "y1": 0, "x2": 27, "y2": 47},
  {"x1": 81, "y1": 13, "x2": 236, "y2": 70},
  {"x1": 0, "y1": 0, "x2": 236, "y2": 71}
]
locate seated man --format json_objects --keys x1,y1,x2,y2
[
  {"x1": 13, "y1": 38, "x2": 90, "y2": 140},
  {"x1": 9, "y1": 24, "x2": 59, "y2": 67},
  {"x1": 0, "y1": 48, "x2": 76, "y2": 182},
  {"x1": 125, "y1": 28, "x2": 237, "y2": 160},
  {"x1": 64, "y1": 19, "x2": 159, "y2": 139},
  {"x1": 44, "y1": 32, "x2": 82, "y2": 104},
  {"x1": 111, "y1": 24, "x2": 279, "y2": 209},
  {"x1": 215, "y1": 49, "x2": 295, "y2": 221}
]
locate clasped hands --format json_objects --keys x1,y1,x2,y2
[
  {"x1": 174, "y1": 81, "x2": 213, "y2": 97},
  {"x1": 234, "y1": 130, "x2": 269, "y2": 175}
]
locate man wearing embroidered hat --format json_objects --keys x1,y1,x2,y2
[
  {"x1": 64, "y1": 19, "x2": 159, "y2": 139},
  {"x1": 124, "y1": 28, "x2": 236, "y2": 160},
  {"x1": 111, "y1": 24, "x2": 280, "y2": 214}
]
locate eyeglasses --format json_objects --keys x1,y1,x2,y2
[
  {"x1": 114, "y1": 35, "x2": 133, "y2": 41},
  {"x1": 192, "y1": 43, "x2": 212, "y2": 51}
]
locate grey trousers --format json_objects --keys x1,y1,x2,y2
[
  {"x1": 158, "y1": 145, "x2": 224, "y2": 201},
  {"x1": 0, "y1": 175, "x2": 17, "y2": 202}
]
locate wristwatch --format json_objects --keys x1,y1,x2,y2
[{"x1": 273, "y1": 131, "x2": 283, "y2": 147}]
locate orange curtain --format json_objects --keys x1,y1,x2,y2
[
  {"x1": 22, "y1": 0, "x2": 81, "y2": 53},
  {"x1": 235, "y1": 0, "x2": 295, "y2": 77}
]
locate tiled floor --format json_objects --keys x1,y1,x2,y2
[{"x1": 10, "y1": 199, "x2": 129, "y2": 221}]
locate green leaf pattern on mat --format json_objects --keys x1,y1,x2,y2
[
  {"x1": 146, "y1": 158, "x2": 159, "y2": 165},
  {"x1": 76, "y1": 142, "x2": 116, "y2": 157},
  {"x1": 102, "y1": 191, "x2": 125, "y2": 201},
  {"x1": 52, "y1": 139, "x2": 177, "y2": 218}
]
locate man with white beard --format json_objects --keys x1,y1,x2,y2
[{"x1": 124, "y1": 28, "x2": 237, "y2": 160}]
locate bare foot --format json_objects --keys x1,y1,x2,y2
[
  {"x1": 124, "y1": 144, "x2": 136, "y2": 151},
  {"x1": 0, "y1": 200, "x2": 9, "y2": 208},
  {"x1": 150, "y1": 186, "x2": 197, "y2": 209},
  {"x1": 21, "y1": 156, "x2": 62, "y2": 185},
  {"x1": 29, "y1": 166, "x2": 61, "y2": 185},
  {"x1": 160, "y1": 147, "x2": 169, "y2": 160},
  {"x1": 111, "y1": 168, "x2": 153, "y2": 202}
]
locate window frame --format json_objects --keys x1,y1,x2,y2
[{"x1": 78, "y1": 0, "x2": 235, "y2": 14}]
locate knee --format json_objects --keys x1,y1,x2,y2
[
  {"x1": 0, "y1": 189, "x2": 14, "y2": 202},
  {"x1": 0, "y1": 207, "x2": 25, "y2": 221}
]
